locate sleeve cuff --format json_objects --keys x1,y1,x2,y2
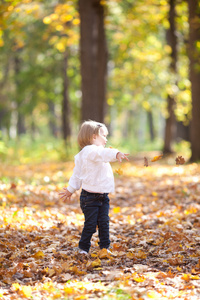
[{"x1": 67, "y1": 186, "x2": 76, "y2": 194}]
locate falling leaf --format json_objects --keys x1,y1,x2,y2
[
  {"x1": 10, "y1": 183, "x2": 17, "y2": 189},
  {"x1": 144, "y1": 157, "x2": 148, "y2": 167},
  {"x1": 115, "y1": 168, "x2": 123, "y2": 175},
  {"x1": 175, "y1": 156, "x2": 185, "y2": 165},
  {"x1": 151, "y1": 155, "x2": 163, "y2": 162}
]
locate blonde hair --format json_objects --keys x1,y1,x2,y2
[{"x1": 78, "y1": 120, "x2": 107, "y2": 148}]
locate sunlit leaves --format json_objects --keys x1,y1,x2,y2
[{"x1": 42, "y1": 3, "x2": 79, "y2": 52}]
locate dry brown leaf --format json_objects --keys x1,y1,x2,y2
[
  {"x1": 144, "y1": 157, "x2": 148, "y2": 167},
  {"x1": 175, "y1": 156, "x2": 185, "y2": 165}
]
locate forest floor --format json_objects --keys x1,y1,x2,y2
[{"x1": 0, "y1": 155, "x2": 200, "y2": 299}]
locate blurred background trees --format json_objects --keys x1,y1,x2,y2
[{"x1": 0, "y1": 0, "x2": 199, "y2": 162}]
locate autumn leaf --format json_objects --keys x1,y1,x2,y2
[
  {"x1": 1, "y1": 160, "x2": 200, "y2": 299},
  {"x1": 12, "y1": 283, "x2": 20, "y2": 291},
  {"x1": 144, "y1": 157, "x2": 148, "y2": 167},
  {"x1": 132, "y1": 273, "x2": 146, "y2": 282},
  {"x1": 151, "y1": 154, "x2": 163, "y2": 162},
  {"x1": 10, "y1": 183, "x2": 17, "y2": 189},
  {"x1": 115, "y1": 168, "x2": 123, "y2": 175},
  {"x1": 98, "y1": 248, "x2": 111, "y2": 259},
  {"x1": 91, "y1": 258, "x2": 101, "y2": 268},
  {"x1": 64, "y1": 286, "x2": 74, "y2": 295},
  {"x1": 20, "y1": 286, "x2": 32, "y2": 298},
  {"x1": 33, "y1": 250, "x2": 45, "y2": 259},
  {"x1": 112, "y1": 207, "x2": 121, "y2": 214},
  {"x1": 175, "y1": 156, "x2": 185, "y2": 165}
]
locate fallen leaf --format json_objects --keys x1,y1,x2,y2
[
  {"x1": 33, "y1": 251, "x2": 45, "y2": 259},
  {"x1": 20, "y1": 286, "x2": 32, "y2": 298},
  {"x1": 98, "y1": 248, "x2": 111, "y2": 259},
  {"x1": 92, "y1": 258, "x2": 101, "y2": 268}
]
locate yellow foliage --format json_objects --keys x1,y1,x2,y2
[
  {"x1": 20, "y1": 286, "x2": 32, "y2": 298},
  {"x1": 92, "y1": 258, "x2": 101, "y2": 268},
  {"x1": 43, "y1": 16, "x2": 52, "y2": 24},
  {"x1": 33, "y1": 251, "x2": 45, "y2": 259},
  {"x1": 112, "y1": 207, "x2": 121, "y2": 213},
  {"x1": 12, "y1": 283, "x2": 20, "y2": 291},
  {"x1": 115, "y1": 168, "x2": 123, "y2": 175},
  {"x1": 98, "y1": 248, "x2": 111, "y2": 259}
]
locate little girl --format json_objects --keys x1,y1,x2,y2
[{"x1": 59, "y1": 120, "x2": 129, "y2": 254}]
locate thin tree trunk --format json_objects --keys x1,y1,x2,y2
[
  {"x1": 48, "y1": 101, "x2": 58, "y2": 138},
  {"x1": 79, "y1": 0, "x2": 108, "y2": 123},
  {"x1": 14, "y1": 55, "x2": 26, "y2": 136},
  {"x1": 188, "y1": 0, "x2": 200, "y2": 161},
  {"x1": 147, "y1": 111, "x2": 155, "y2": 141},
  {"x1": 62, "y1": 50, "x2": 71, "y2": 141},
  {"x1": 163, "y1": 0, "x2": 177, "y2": 154}
]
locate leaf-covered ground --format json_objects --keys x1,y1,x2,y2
[{"x1": 0, "y1": 158, "x2": 200, "y2": 299}]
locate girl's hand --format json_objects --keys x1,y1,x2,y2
[
  {"x1": 116, "y1": 152, "x2": 129, "y2": 163},
  {"x1": 59, "y1": 188, "x2": 72, "y2": 201}
]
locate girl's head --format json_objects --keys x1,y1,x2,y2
[{"x1": 78, "y1": 120, "x2": 108, "y2": 148}]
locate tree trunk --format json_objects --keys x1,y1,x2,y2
[
  {"x1": 48, "y1": 100, "x2": 58, "y2": 138},
  {"x1": 147, "y1": 111, "x2": 155, "y2": 141},
  {"x1": 188, "y1": 0, "x2": 200, "y2": 161},
  {"x1": 79, "y1": 0, "x2": 108, "y2": 123},
  {"x1": 176, "y1": 121, "x2": 190, "y2": 142},
  {"x1": 14, "y1": 55, "x2": 26, "y2": 136},
  {"x1": 62, "y1": 50, "x2": 71, "y2": 141},
  {"x1": 0, "y1": 56, "x2": 11, "y2": 137},
  {"x1": 163, "y1": 0, "x2": 177, "y2": 154}
]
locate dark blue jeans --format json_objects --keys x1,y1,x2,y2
[{"x1": 79, "y1": 189, "x2": 110, "y2": 253}]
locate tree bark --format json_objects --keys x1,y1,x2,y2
[
  {"x1": 14, "y1": 55, "x2": 26, "y2": 136},
  {"x1": 48, "y1": 100, "x2": 58, "y2": 138},
  {"x1": 79, "y1": 0, "x2": 108, "y2": 123},
  {"x1": 188, "y1": 0, "x2": 200, "y2": 161},
  {"x1": 62, "y1": 50, "x2": 71, "y2": 141},
  {"x1": 147, "y1": 111, "x2": 155, "y2": 141},
  {"x1": 163, "y1": 0, "x2": 177, "y2": 154}
]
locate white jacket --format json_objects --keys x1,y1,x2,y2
[{"x1": 67, "y1": 145, "x2": 119, "y2": 194}]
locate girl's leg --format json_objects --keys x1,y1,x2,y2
[
  {"x1": 97, "y1": 195, "x2": 110, "y2": 249},
  {"x1": 79, "y1": 190, "x2": 101, "y2": 253},
  {"x1": 79, "y1": 206, "x2": 99, "y2": 252}
]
